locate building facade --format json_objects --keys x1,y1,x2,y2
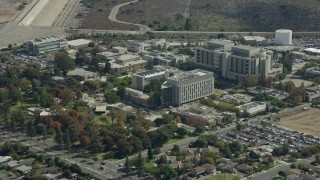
[
  {"x1": 126, "y1": 40, "x2": 144, "y2": 53},
  {"x1": 161, "y1": 69, "x2": 214, "y2": 106},
  {"x1": 23, "y1": 37, "x2": 68, "y2": 55},
  {"x1": 131, "y1": 69, "x2": 169, "y2": 91},
  {"x1": 194, "y1": 40, "x2": 274, "y2": 80}
]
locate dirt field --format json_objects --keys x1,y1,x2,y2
[
  {"x1": 0, "y1": 0, "x2": 33, "y2": 23},
  {"x1": 96, "y1": 0, "x2": 320, "y2": 32},
  {"x1": 117, "y1": 0, "x2": 190, "y2": 31},
  {"x1": 75, "y1": 0, "x2": 138, "y2": 30},
  {"x1": 276, "y1": 108, "x2": 320, "y2": 137}
]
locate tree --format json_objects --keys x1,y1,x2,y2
[
  {"x1": 64, "y1": 130, "x2": 72, "y2": 152},
  {"x1": 243, "y1": 75, "x2": 258, "y2": 89},
  {"x1": 124, "y1": 156, "x2": 131, "y2": 176},
  {"x1": 147, "y1": 142, "x2": 153, "y2": 160},
  {"x1": 54, "y1": 52, "x2": 75, "y2": 73},
  {"x1": 104, "y1": 91, "x2": 120, "y2": 104},
  {"x1": 104, "y1": 61, "x2": 111, "y2": 73},
  {"x1": 177, "y1": 127, "x2": 188, "y2": 137},
  {"x1": 116, "y1": 86, "x2": 126, "y2": 100},
  {"x1": 175, "y1": 115, "x2": 181, "y2": 124},
  {"x1": 184, "y1": 17, "x2": 192, "y2": 30},
  {"x1": 155, "y1": 165, "x2": 178, "y2": 180},
  {"x1": 136, "y1": 151, "x2": 144, "y2": 179},
  {"x1": 8, "y1": 44, "x2": 13, "y2": 50},
  {"x1": 89, "y1": 132, "x2": 103, "y2": 154},
  {"x1": 75, "y1": 49, "x2": 87, "y2": 66},
  {"x1": 55, "y1": 127, "x2": 64, "y2": 149}
]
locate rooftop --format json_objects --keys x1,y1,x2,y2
[
  {"x1": 242, "y1": 36, "x2": 266, "y2": 41},
  {"x1": 28, "y1": 36, "x2": 66, "y2": 44},
  {"x1": 169, "y1": 69, "x2": 212, "y2": 82},
  {"x1": 68, "y1": 39, "x2": 92, "y2": 47}
]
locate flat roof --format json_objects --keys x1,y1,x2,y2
[
  {"x1": 68, "y1": 39, "x2": 92, "y2": 47},
  {"x1": 304, "y1": 48, "x2": 320, "y2": 54},
  {"x1": 170, "y1": 69, "x2": 212, "y2": 81},
  {"x1": 233, "y1": 45, "x2": 259, "y2": 51},
  {"x1": 242, "y1": 36, "x2": 266, "y2": 41}
]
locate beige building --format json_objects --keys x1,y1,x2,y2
[
  {"x1": 194, "y1": 40, "x2": 275, "y2": 80},
  {"x1": 110, "y1": 54, "x2": 146, "y2": 74},
  {"x1": 126, "y1": 40, "x2": 144, "y2": 53},
  {"x1": 131, "y1": 69, "x2": 169, "y2": 91}
]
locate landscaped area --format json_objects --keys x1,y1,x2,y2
[{"x1": 205, "y1": 173, "x2": 239, "y2": 180}]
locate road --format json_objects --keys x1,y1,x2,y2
[
  {"x1": 108, "y1": 0, "x2": 150, "y2": 34},
  {"x1": 252, "y1": 158, "x2": 315, "y2": 180},
  {"x1": 0, "y1": 129, "x2": 123, "y2": 179}
]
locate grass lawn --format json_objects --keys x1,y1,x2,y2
[
  {"x1": 214, "y1": 89, "x2": 226, "y2": 97},
  {"x1": 144, "y1": 159, "x2": 157, "y2": 169},
  {"x1": 165, "y1": 136, "x2": 187, "y2": 145},
  {"x1": 205, "y1": 173, "x2": 237, "y2": 180},
  {"x1": 274, "y1": 161, "x2": 284, "y2": 167}
]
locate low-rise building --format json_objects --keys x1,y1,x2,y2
[
  {"x1": 237, "y1": 101, "x2": 267, "y2": 116},
  {"x1": 110, "y1": 54, "x2": 146, "y2": 74},
  {"x1": 305, "y1": 67, "x2": 320, "y2": 77},
  {"x1": 241, "y1": 36, "x2": 267, "y2": 46},
  {"x1": 125, "y1": 88, "x2": 150, "y2": 107},
  {"x1": 305, "y1": 85, "x2": 320, "y2": 102},
  {"x1": 23, "y1": 36, "x2": 68, "y2": 55},
  {"x1": 67, "y1": 68, "x2": 97, "y2": 78},
  {"x1": 131, "y1": 69, "x2": 168, "y2": 91},
  {"x1": 126, "y1": 40, "x2": 144, "y2": 53},
  {"x1": 68, "y1": 39, "x2": 92, "y2": 49},
  {"x1": 221, "y1": 93, "x2": 254, "y2": 105}
]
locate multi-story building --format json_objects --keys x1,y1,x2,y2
[
  {"x1": 110, "y1": 54, "x2": 146, "y2": 74},
  {"x1": 194, "y1": 40, "x2": 233, "y2": 73},
  {"x1": 226, "y1": 45, "x2": 273, "y2": 80},
  {"x1": 194, "y1": 40, "x2": 275, "y2": 80},
  {"x1": 161, "y1": 69, "x2": 214, "y2": 106},
  {"x1": 131, "y1": 69, "x2": 169, "y2": 91},
  {"x1": 23, "y1": 37, "x2": 68, "y2": 55}
]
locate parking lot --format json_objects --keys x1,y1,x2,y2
[{"x1": 222, "y1": 120, "x2": 320, "y2": 150}]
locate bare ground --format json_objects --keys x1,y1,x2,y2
[
  {"x1": 74, "y1": 0, "x2": 138, "y2": 30},
  {"x1": 276, "y1": 108, "x2": 320, "y2": 137},
  {"x1": 0, "y1": 0, "x2": 33, "y2": 23}
]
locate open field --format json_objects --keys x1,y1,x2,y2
[
  {"x1": 74, "y1": 0, "x2": 138, "y2": 30},
  {"x1": 276, "y1": 107, "x2": 320, "y2": 137},
  {"x1": 0, "y1": 0, "x2": 33, "y2": 23},
  {"x1": 112, "y1": 0, "x2": 320, "y2": 32},
  {"x1": 117, "y1": 0, "x2": 190, "y2": 31},
  {"x1": 191, "y1": 0, "x2": 320, "y2": 31}
]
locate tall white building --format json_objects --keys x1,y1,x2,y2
[
  {"x1": 161, "y1": 69, "x2": 214, "y2": 106},
  {"x1": 275, "y1": 29, "x2": 292, "y2": 45}
]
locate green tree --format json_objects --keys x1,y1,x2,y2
[
  {"x1": 54, "y1": 52, "x2": 75, "y2": 73},
  {"x1": 184, "y1": 17, "x2": 192, "y2": 30},
  {"x1": 147, "y1": 143, "x2": 153, "y2": 160},
  {"x1": 136, "y1": 151, "x2": 144, "y2": 179},
  {"x1": 64, "y1": 130, "x2": 72, "y2": 152},
  {"x1": 155, "y1": 165, "x2": 178, "y2": 180},
  {"x1": 104, "y1": 61, "x2": 111, "y2": 73},
  {"x1": 124, "y1": 156, "x2": 131, "y2": 176},
  {"x1": 55, "y1": 127, "x2": 64, "y2": 149},
  {"x1": 104, "y1": 91, "x2": 120, "y2": 104}
]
